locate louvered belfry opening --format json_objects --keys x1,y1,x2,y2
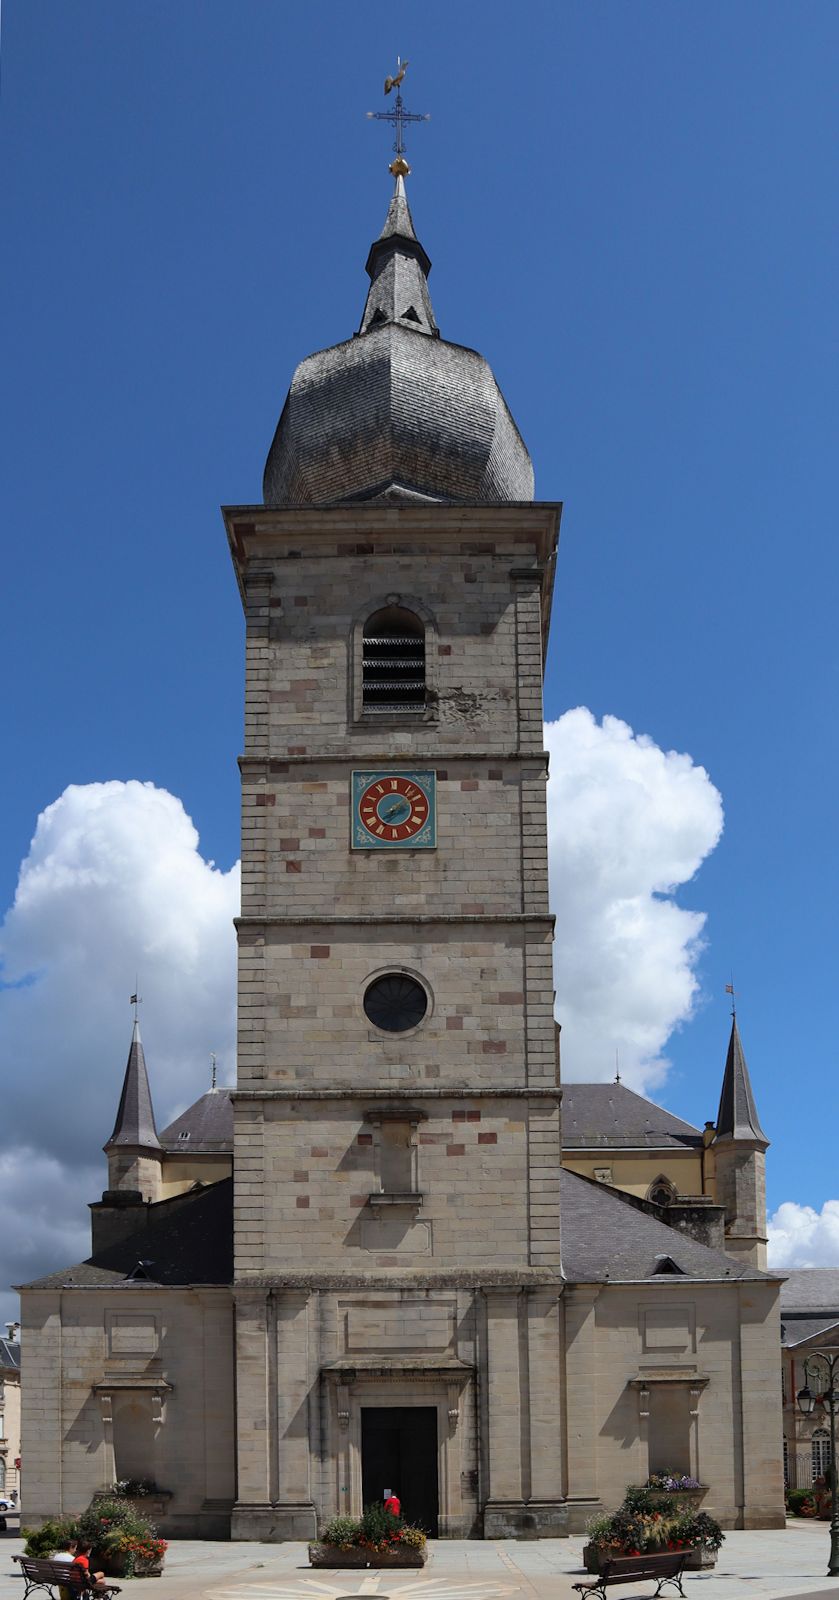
[{"x1": 362, "y1": 607, "x2": 425, "y2": 714}]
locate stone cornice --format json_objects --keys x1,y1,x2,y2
[
  {"x1": 232, "y1": 1086, "x2": 560, "y2": 1102},
  {"x1": 233, "y1": 1267, "x2": 563, "y2": 1292},
  {"x1": 222, "y1": 501, "x2": 561, "y2": 636},
  {"x1": 234, "y1": 914, "x2": 554, "y2": 929},
  {"x1": 239, "y1": 752, "x2": 551, "y2": 771}
]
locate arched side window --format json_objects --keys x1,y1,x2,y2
[
  {"x1": 812, "y1": 1428, "x2": 832, "y2": 1482},
  {"x1": 647, "y1": 1174, "x2": 678, "y2": 1208},
  {"x1": 350, "y1": 598, "x2": 437, "y2": 724}
]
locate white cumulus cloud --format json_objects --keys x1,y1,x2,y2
[
  {"x1": 546, "y1": 708, "x2": 724, "y2": 1090},
  {"x1": 768, "y1": 1201, "x2": 839, "y2": 1268},
  {"x1": 0, "y1": 781, "x2": 239, "y2": 1323}
]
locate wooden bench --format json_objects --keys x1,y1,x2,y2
[
  {"x1": 573, "y1": 1550, "x2": 688, "y2": 1600},
  {"x1": 12, "y1": 1557, "x2": 121, "y2": 1600}
]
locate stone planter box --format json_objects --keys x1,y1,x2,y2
[
  {"x1": 308, "y1": 1545, "x2": 370, "y2": 1568},
  {"x1": 582, "y1": 1545, "x2": 716, "y2": 1573},
  {"x1": 308, "y1": 1543, "x2": 426, "y2": 1568},
  {"x1": 369, "y1": 1546, "x2": 427, "y2": 1567},
  {"x1": 99, "y1": 1554, "x2": 165, "y2": 1579}
]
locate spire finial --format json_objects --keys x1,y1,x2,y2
[
  {"x1": 725, "y1": 977, "x2": 736, "y2": 1018},
  {"x1": 130, "y1": 983, "x2": 142, "y2": 1026},
  {"x1": 366, "y1": 57, "x2": 430, "y2": 177},
  {"x1": 211, "y1": 1052, "x2": 217, "y2": 1090},
  {"x1": 615, "y1": 1048, "x2": 621, "y2": 1085}
]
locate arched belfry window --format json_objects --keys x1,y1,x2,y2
[{"x1": 362, "y1": 607, "x2": 426, "y2": 715}]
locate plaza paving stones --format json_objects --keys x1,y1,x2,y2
[{"x1": 1, "y1": 1528, "x2": 836, "y2": 1600}]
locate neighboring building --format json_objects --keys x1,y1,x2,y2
[
  {"x1": 562, "y1": 1014, "x2": 770, "y2": 1269},
  {"x1": 780, "y1": 1270, "x2": 839, "y2": 1490},
  {"x1": 0, "y1": 1326, "x2": 21, "y2": 1499},
  {"x1": 18, "y1": 167, "x2": 785, "y2": 1538}
]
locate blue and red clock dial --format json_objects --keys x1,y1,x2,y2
[{"x1": 358, "y1": 774, "x2": 429, "y2": 842}]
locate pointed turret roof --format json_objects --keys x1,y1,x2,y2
[
  {"x1": 360, "y1": 176, "x2": 437, "y2": 336},
  {"x1": 715, "y1": 1016, "x2": 768, "y2": 1146},
  {"x1": 105, "y1": 1021, "x2": 162, "y2": 1153}
]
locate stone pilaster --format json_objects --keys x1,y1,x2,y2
[
  {"x1": 737, "y1": 1284, "x2": 785, "y2": 1527},
  {"x1": 483, "y1": 1288, "x2": 524, "y2": 1533},
  {"x1": 562, "y1": 1285, "x2": 602, "y2": 1531}
]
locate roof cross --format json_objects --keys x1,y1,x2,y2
[{"x1": 367, "y1": 58, "x2": 430, "y2": 176}]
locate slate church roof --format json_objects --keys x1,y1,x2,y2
[
  {"x1": 779, "y1": 1269, "x2": 839, "y2": 1348},
  {"x1": 262, "y1": 176, "x2": 534, "y2": 509},
  {"x1": 159, "y1": 1087, "x2": 234, "y2": 1152},
  {"x1": 558, "y1": 1168, "x2": 766, "y2": 1282},
  {"x1": 561, "y1": 1082, "x2": 704, "y2": 1150}
]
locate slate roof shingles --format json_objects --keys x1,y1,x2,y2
[
  {"x1": 561, "y1": 1083, "x2": 703, "y2": 1150},
  {"x1": 19, "y1": 1178, "x2": 233, "y2": 1291},
  {"x1": 159, "y1": 1088, "x2": 234, "y2": 1153}
]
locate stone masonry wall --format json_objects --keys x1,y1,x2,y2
[
  {"x1": 233, "y1": 1096, "x2": 562, "y2": 1272},
  {"x1": 20, "y1": 1288, "x2": 235, "y2": 1536},
  {"x1": 561, "y1": 1278, "x2": 784, "y2": 1531}
]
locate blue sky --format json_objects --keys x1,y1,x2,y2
[{"x1": 1, "y1": 1, "x2": 837, "y2": 1307}]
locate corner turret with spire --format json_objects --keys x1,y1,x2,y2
[
  {"x1": 103, "y1": 1017, "x2": 163, "y2": 1202},
  {"x1": 712, "y1": 1008, "x2": 769, "y2": 1269}
]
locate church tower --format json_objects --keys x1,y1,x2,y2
[
  {"x1": 224, "y1": 171, "x2": 563, "y2": 1540},
  {"x1": 712, "y1": 1014, "x2": 769, "y2": 1269}
]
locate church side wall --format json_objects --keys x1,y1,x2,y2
[
  {"x1": 20, "y1": 1288, "x2": 235, "y2": 1537},
  {"x1": 563, "y1": 1279, "x2": 784, "y2": 1531},
  {"x1": 561, "y1": 1152, "x2": 704, "y2": 1198}
]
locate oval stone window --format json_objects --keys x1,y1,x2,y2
[{"x1": 363, "y1": 974, "x2": 428, "y2": 1033}]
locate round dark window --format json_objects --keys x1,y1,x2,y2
[{"x1": 363, "y1": 974, "x2": 428, "y2": 1033}]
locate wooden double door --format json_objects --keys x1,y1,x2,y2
[{"x1": 360, "y1": 1406, "x2": 439, "y2": 1536}]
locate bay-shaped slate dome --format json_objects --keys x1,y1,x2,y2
[{"x1": 263, "y1": 178, "x2": 534, "y2": 507}]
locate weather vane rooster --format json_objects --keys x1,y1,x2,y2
[{"x1": 367, "y1": 57, "x2": 430, "y2": 178}]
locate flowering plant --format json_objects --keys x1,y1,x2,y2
[
  {"x1": 586, "y1": 1485, "x2": 723, "y2": 1556},
  {"x1": 647, "y1": 1472, "x2": 701, "y2": 1491},
  {"x1": 109, "y1": 1479, "x2": 163, "y2": 1499},
  {"x1": 107, "y1": 1531, "x2": 168, "y2": 1575},
  {"x1": 319, "y1": 1506, "x2": 426, "y2": 1552}
]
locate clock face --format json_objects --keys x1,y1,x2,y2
[{"x1": 351, "y1": 771, "x2": 437, "y2": 850}]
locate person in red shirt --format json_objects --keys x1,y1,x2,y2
[
  {"x1": 384, "y1": 1492, "x2": 401, "y2": 1518},
  {"x1": 70, "y1": 1543, "x2": 108, "y2": 1592}
]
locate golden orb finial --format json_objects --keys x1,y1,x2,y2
[{"x1": 389, "y1": 155, "x2": 411, "y2": 178}]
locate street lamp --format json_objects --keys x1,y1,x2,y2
[{"x1": 797, "y1": 1351, "x2": 839, "y2": 1576}]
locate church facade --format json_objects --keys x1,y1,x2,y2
[{"x1": 19, "y1": 175, "x2": 784, "y2": 1539}]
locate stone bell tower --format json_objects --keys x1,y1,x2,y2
[{"x1": 224, "y1": 170, "x2": 563, "y2": 1540}]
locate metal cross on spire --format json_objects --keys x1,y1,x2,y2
[{"x1": 366, "y1": 57, "x2": 430, "y2": 177}]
